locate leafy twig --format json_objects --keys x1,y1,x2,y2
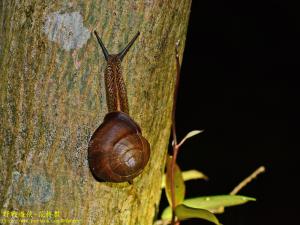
[{"x1": 166, "y1": 40, "x2": 263, "y2": 224}]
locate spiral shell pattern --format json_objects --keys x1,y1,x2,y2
[{"x1": 88, "y1": 111, "x2": 150, "y2": 182}]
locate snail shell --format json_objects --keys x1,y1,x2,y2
[{"x1": 88, "y1": 111, "x2": 150, "y2": 183}]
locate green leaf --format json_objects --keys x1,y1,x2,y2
[
  {"x1": 162, "y1": 195, "x2": 255, "y2": 220},
  {"x1": 165, "y1": 156, "x2": 185, "y2": 207},
  {"x1": 181, "y1": 169, "x2": 208, "y2": 182},
  {"x1": 178, "y1": 130, "x2": 204, "y2": 146},
  {"x1": 183, "y1": 195, "x2": 256, "y2": 210},
  {"x1": 161, "y1": 170, "x2": 208, "y2": 188},
  {"x1": 175, "y1": 204, "x2": 220, "y2": 225}
]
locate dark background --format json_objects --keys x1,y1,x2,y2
[{"x1": 160, "y1": 1, "x2": 300, "y2": 224}]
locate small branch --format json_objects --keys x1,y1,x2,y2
[
  {"x1": 210, "y1": 166, "x2": 266, "y2": 214},
  {"x1": 170, "y1": 146, "x2": 178, "y2": 225},
  {"x1": 170, "y1": 40, "x2": 182, "y2": 225},
  {"x1": 230, "y1": 166, "x2": 266, "y2": 195},
  {"x1": 171, "y1": 40, "x2": 181, "y2": 146}
]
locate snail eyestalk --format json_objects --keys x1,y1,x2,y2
[
  {"x1": 94, "y1": 31, "x2": 109, "y2": 61},
  {"x1": 118, "y1": 31, "x2": 140, "y2": 61}
]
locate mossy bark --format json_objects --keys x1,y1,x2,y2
[{"x1": 0, "y1": 1, "x2": 192, "y2": 224}]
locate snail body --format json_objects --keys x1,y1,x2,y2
[{"x1": 88, "y1": 31, "x2": 150, "y2": 183}]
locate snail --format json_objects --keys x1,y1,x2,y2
[{"x1": 88, "y1": 31, "x2": 150, "y2": 183}]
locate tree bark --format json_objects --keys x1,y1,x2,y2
[{"x1": 0, "y1": 1, "x2": 191, "y2": 224}]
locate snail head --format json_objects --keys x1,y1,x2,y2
[{"x1": 94, "y1": 31, "x2": 140, "y2": 62}]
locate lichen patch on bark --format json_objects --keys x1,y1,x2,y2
[
  {"x1": 12, "y1": 171, "x2": 54, "y2": 206},
  {"x1": 44, "y1": 11, "x2": 90, "y2": 51}
]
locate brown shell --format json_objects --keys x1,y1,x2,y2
[{"x1": 88, "y1": 111, "x2": 150, "y2": 182}]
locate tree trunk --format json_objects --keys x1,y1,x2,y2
[{"x1": 0, "y1": 1, "x2": 191, "y2": 224}]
